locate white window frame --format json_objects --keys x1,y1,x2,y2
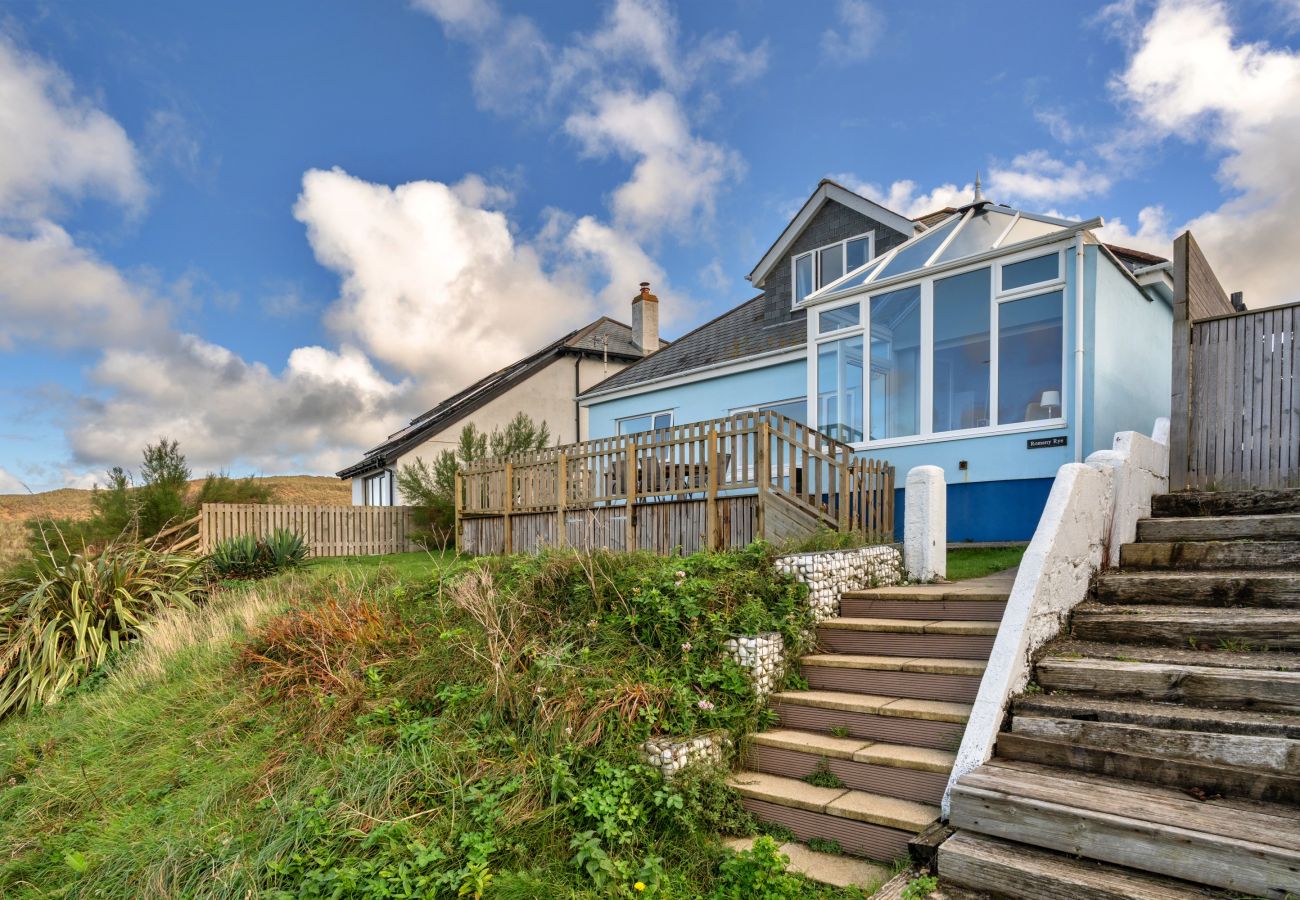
[
  {"x1": 616, "y1": 409, "x2": 674, "y2": 435},
  {"x1": 806, "y1": 241, "x2": 1070, "y2": 450},
  {"x1": 364, "y1": 469, "x2": 394, "y2": 506},
  {"x1": 791, "y1": 231, "x2": 875, "y2": 308},
  {"x1": 729, "y1": 396, "x2": 808, "y2": 419}
]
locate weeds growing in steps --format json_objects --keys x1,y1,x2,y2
[{"x1": 0, "y1": 545, "x2": 869, "y2": 898}]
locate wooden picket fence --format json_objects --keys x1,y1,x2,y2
[
  {"x1": 199, "y1": 503, "x2": 421, "y2": 557},
  {"x1": 456, "y1": 410, "x2": 894, "y2": 556},
  {"x1": 1171, "y1": 232, "x2": 1300, "y2": 490}
]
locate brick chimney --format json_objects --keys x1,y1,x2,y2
[{"x1": 632, "y1": 281, "x2": 659, "y2": 356}]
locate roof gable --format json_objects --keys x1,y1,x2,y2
[{"x1": 747, "y1": 180, "x2": 916, "y2": 288}]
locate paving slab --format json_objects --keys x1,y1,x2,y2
[
  {"x1": 853, "y1": 742, "x2": 956, "y2": 773},
  {"x1": 770, "y1": 690, "x2": 897, "y2": 714},
  {"x1": 748, "y1": 728, "x2": 871, "y2": 759},
  {"x1": 722, "y1": 837, "x2": 891, "y2": 889},
  {"x1": 880, "y1": 697, "x2": 972, "y2": 723},
  {"x1": 726, "y1": 771, "x2": 847, "y2": 812},
  {"x1": 825, "y1": 789, "x2": 939, "y2": 832}
]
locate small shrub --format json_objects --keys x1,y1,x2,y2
[
  {"x1": 0, "y1": 543, "x2": 203, "y2": 719},
  {"x1": 713, "y1": 836, "x2": 805, "y2": 899},
  {"x1": 806, "y1": 837, "x2": 841, "y2": 855},
  {"x1": 209, "y1": 529, "x2": 307, "y2": 579},
  {"x1": 803, "y1": 758, "x2": 844, "y2": 789},
  {"x1": 902, "y1": 873, "x2": 939, "y2": 899}
]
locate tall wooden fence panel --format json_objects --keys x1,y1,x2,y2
[{"x1": 200, "y1": 503, "x2": 422, "y2": 557}]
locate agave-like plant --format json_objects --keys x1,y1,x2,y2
[
  {"x1": 209, "y1": 529, "x2": 307, "y2": 579},
  {"x1": 0, "y1": 543, "x2": 204, "y2": 719}
]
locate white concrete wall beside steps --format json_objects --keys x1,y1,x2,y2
[{"x1": 941, "y1": 418, "x2": 1169, "y2": 816}]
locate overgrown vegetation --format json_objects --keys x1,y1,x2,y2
[
  {"x1": 209, "y1": 529, "x2": 308, "y2": 580},
  {"x1": 0, "y1": 541, "x2": 203, "y2": 719},
  {"x1": 398, "y1": 412, "x2": 552, "y2": 548},
  {"x1": 779, "y1": 528, "x2": 884, "y2": 555},
  {"x1": 0, "y1": 545, "x2": 871, "y2": 898}
]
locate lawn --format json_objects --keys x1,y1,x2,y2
[
  {"x1": 302, "y1": 547, "x2": 461, "y2": 580},
  {"x1": 945, "y1": 545, "x2": 1027, "y2": 581}
]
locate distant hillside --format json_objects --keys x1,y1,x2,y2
[{"x1": 0, "y1": 475, "x2": 350, "y2": 569}]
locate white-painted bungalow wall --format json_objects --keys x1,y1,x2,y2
[{"x1": 354, "y1": 355, "x2": 629, "y2": 505}]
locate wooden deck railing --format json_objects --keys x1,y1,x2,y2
[{"x1": 455, "y1": 411, "x2": 894, "y2": 556}]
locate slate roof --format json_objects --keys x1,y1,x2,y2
[
  {"x1": 578, "y1": 294, "x2": 806, "y2": 398},
  {"x1": 1104, "y1": 243, "x2": 1169, "y2": 273},
  {"x1": 338, "y1": 317, "x2": 661, "y2": 478}
]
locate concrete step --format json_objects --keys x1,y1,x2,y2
[
  {"x1": 1137, "y1": 513, "x2": 1300, "y2": 543},
  {"x1": 745, "y1": 728, "x2": 954, "y2": 805},
  {"x1": 817, "y1": 618, "x2": 997, "y2": 659},
  {"x1": 1119, "y1": 539, "x2": 1300, "y2": 571},
  {"x1": 722, "y1": 836, "x2": 890, "y2": 890},
  {"x1": 1069, "y1": 604, "x2": 1300, "y2": 650},
  {"x1": 1011, "y1": 692, "x2": 1300, "y2": 741},
  {"x1": 729, "y1": 770, "x2": 939, "y2": 861},
  {"x1": 949, "y1": 759, "x2": 1300, "y2": 898},
  {"x1": 1091, "y1": 570, "x2": 1300, "y2": 608},
  {"x1": 840, "y1": 586, "x2": 1009, "y2": 623},
  {"x1": 1035, "y1": 655, "x2": 1300, "y2": 712},
  {"x1": 1153, "y1": 488, "x2": 1300, "y2": 519},
  {"x1": 800, "y1": 653, "x2": 985, "y2": 703},
  {"x1": 938, "y1": 830, "x2": 1225, "y2": 900},
  {"x1": 994, "y1": 730, "x2": 1300, "y2": 805},
  {"x1": 770, "y1": 689, "x2": 969, "y2": 751}
]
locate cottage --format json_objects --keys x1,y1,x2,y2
[{"x1": 578, "y1": 180, "x2": 1175, "y2": 541}]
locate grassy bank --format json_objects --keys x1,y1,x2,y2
[
  {"x1": 945, "y1": 545, "x2": 1026, "y2": 581},
  {"x1": 0, "y1": 547, "x2": 877, "y2": 898}
]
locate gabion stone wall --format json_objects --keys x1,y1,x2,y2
[
  {"x1": 775, "y1": 545, "x2": 904, "y2": 622},
  {"x1": 641, "y1": 732, "x2": 725, "y2": 778},
  {"x1": 724, "y1": 632, "x2": 784, "y2": 697}
]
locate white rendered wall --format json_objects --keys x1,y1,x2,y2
[{"x1": 904, "y1": 465, "x2": 946, "y2": 581}]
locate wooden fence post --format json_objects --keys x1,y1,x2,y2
[
  {"x1": 502, "y1": 461, "x2": 513, "y2": 555},
  {"x1": 555, "y1": 452, "x2": 567, "y2": 549},
  {"x1": 706, "y1": 426, "x2": 720, "y2": 551},
  {"x1": 839, "y1": 450, "x2": 852, "y2": 533},
  {"x1": 625, "y1": 436, "x2": 638, "y2": 552},
  {"x1": 755, "y1": 420, "x2": 768, "y2": 541},
  {"x1": 1170, "y1": 233, "x2": 1192, "y2": 491},
  {"x1": 454, "y1": 471, "x2": 464, "y2": 552}
]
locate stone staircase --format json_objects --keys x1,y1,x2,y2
[
  {"x1": 730, "y1": 574, "x2": 1011, "y2": 861},
  {"x1": 942, "y1": 488, "x2": 1300, "y2": 899}
]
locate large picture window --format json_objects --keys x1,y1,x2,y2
[
  {"x1": 617, "y1": 411, "x2": 673, "y2": 435},
  {"x1": 793, "y1": 233, "x2": 873, "y2": 304},
  {"x1": 817, "y1": 336, "x2": 864, "y2": 443},
  {"x1": 869, "y1": 286, "x2": 921, "y2": 440},
  {"x1": 933, "y1": 268, "x2": 992, "y2": 433},
  {"x1": 997, "y1": 291, "x2": 1064, "y2": 424},
  {"x1": 364, "y1": 469, "x2": 394, "y2": 506}
]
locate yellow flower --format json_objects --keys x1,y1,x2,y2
[{"x1": 634, "y1": 882, "x2": 646, "y2": 892}]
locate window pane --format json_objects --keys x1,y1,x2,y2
[
  {"x1": 869, "y1": 285, "x2": 921, "y2": 440},
  {"x1": 1001, "y1": 216, "x2": 1062, "y2": 247},
  {"x1": 933, "y1": 267, "x2": 991, "y2": 432},
  {"x1": 821, "y1": 254, "x2": 887, "y2": 299},
  {"x1": 619, "y1": 414, "x2": 651, "y2": 435},
  {"x1": 998, "y1": 291, "x2": 1064, "y2": 424},
  {"x1": 1002, "y1": 253, "x2": 1059, "y2": 291},
  {"x1": 817, "y1": 336, "x2": 864, "y2": 443},
  {"x1": 932, "y1": 210, "x2": 1016, "y2": 266},
  {"x1": 819, "y1": 244, "x2": 845, "y2": 287},
  {"x1": 794, "y1": 254, "x2": 814, "y2": 303},
  {"x1": 876, "y1": 216, "x2": 960, "y2": 281},
  {"x1": 652, "y1": 413, "x2": 673, "y2": 430},
  {"x1": 762, "y1": 398, "x2": 807, "y2": 423},
  {"x1": 819, "y1": 303, "x2": 860, "y2": 332},
  {"x1": 845, "y1": 236, "x2": 870, "y2": 272}
]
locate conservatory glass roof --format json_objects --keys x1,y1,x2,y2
[{"x1": 806, "y1": 203, "x2": 1079, "y2": 303}]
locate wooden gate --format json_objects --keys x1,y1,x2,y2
[{"x1": 1170, "y1": 232, "x2": 1300, "y2": 490}]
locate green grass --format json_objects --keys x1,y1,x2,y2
[
  {"x1": 301, "y1": 548, "x2": 460, "y2": 580},
  {"x1": 944, "y1": 545, "x2": 1027, "y2": 581}
]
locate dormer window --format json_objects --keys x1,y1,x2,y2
[{"x1": 793, "y1": 232, "x2": 873, "y2": 306}]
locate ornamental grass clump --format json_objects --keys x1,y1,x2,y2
[
  {"x1": 209, "y1": 528, "x2": 307, "y2": 579},
  {"x1": 0, "y1": 542, "x2": 203, "y2": 719}
]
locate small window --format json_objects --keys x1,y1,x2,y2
[
  {"x1": 1002, "y1": 253, "x2": 1060, "y2": 291},
  {"x1": 364, "y1": 470, "x2": 393, "y2": 506},
  {"x1": 818, "y1": 304, "x2": 860, "y2": 333},
  {"x1": 618, "y1": 411, "x2": 673, "y2": 435},
  {"x1": 732, "y1": 398, "x2": 808, "y2": 424},
  {"x1": 793, "y1": 232, "x2": 873, "y2": 303}
]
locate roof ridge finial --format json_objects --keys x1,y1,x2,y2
[{"x1": 973, "y1": 170, "x2": 984, "y2": 203}]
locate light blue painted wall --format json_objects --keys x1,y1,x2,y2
[{"x1": 584, "y1": 358, "x2": 807, "y2": 438}]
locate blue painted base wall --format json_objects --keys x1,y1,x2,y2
[{"x1": 892, "y1": 477, "x2": 1055, "y2": 543}]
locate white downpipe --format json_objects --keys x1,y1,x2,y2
[{"x1": 1074, "y1": 233, "x2": 1086, "y2": 463}]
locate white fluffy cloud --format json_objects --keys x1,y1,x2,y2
[
  {"x1": 821, "y1": 0, "x2": 883, "y2": 64},
  {"x1": 294, "y1": 167, "x2": 595, "y2": 398},
  {"x1": 1108, "y1": 0, "x2": 1300, "y2": 305},
  {"x1": 0, "y1": 34, "x2": 145, "y2": 223},
  {"x1": 0, "y1": 466, "x2": 26, "y2": 494}
]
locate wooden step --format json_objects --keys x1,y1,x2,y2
[
  {"x1": 817, "y1": 618, "x2": 997, "y2": 659},
  {"x1": 839, "y1": 596, "x2": 1007, "y2": 622},
  {"x1": 1044, "y1": 639, "x2": 1300, "y2": 673},
  {"x1": 938, "y1": 830, "x2": 1225, "y2": 900},
  {"x1": 994, "y1": 730, "x2": 1300, "y2": 804},
  {"x1": 948, "y1": 759, "x2": 1300, "y2": 898},
  {"x1": 1012, "y1": 692, "x2": 1300, "y2": 740},
  {"x1": 1035, "y1": 655, "x2": 1300, "y2": 712},
  {"x1": 1153, "y1": 488, "x2": 1300, "y2": 519},
  {"x1": 745, "y1": 728, "x2": 954, "y2": 805},
  {"x1": 800, "y1": 654, "x2": 984, "y2": 703},
  {"x1": 1069, "y1": 604, "x2": 1300, "y2": 650},
  {"x1": 728, "y1": 770, "x2": 939, "y2": 861},
  {"x1": 1092, "y1": 571, "x2": 1300, "y2": 608},
  {"x1": 1138, "y1": 513, "x2": 1300, "y2": 543},
  {"x1": 1120, "y1": 539, "x2": 1300, "y2": 571},
  {"x1": 770, "y1": 690, "x2": 969, "y2": 751},
  {"x1": 1008, "y1": 713, "x2": 1300, "y2": 778}
]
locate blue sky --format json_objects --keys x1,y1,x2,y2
[{"x1": 2, "y1": 0, "x2": 1298, "y2": 492}]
